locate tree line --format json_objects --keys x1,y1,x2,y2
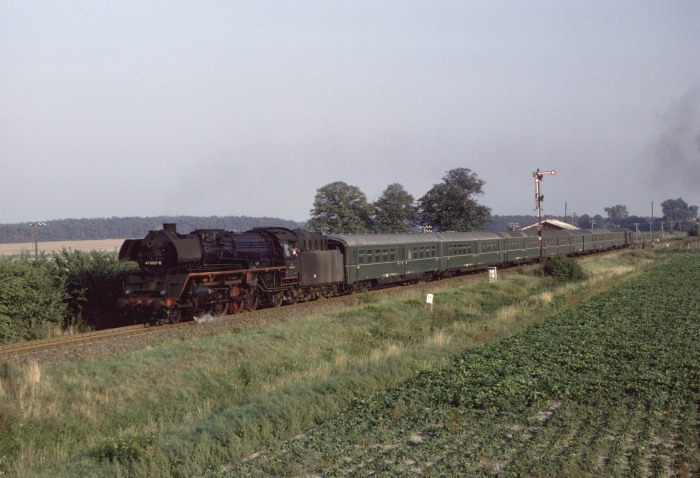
[
  {"x1": 580, "y1": 199, "x2": 699, "y2": 235},
  {"x1": 309, "y1": 168, "x2": 491, "y2": 233},
  {"x1": 1, "y1": 177, "x2": 696, "y2": 240},
  {"x1": 307, "y1": 168, "x2": 699, "y2": 235},
  {"x1": 0, "y1": 216, "x2": 304, "y2": 244}
]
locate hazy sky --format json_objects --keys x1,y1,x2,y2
[{"x1": 2, "y1": 1, "x2": 699, "y2": 224}]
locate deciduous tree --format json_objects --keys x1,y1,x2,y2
[
  {"x1": 371, "y1": 183, "x2": 416, "y2": 233},
  {"x1": 661, "y1": 198, "x2": 699, "y2": 231},
  {"x1": 416, "y1": 168, "x2": 491, "y2": 232},
  {"x1": 603, "y1": 204, "x2": 629, "y2": 225},
  {"x1": 308, "y1": 182, "x2": 372, "y2": 233}
]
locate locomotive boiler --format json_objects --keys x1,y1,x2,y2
[{"x1": 118, "y1": 224, "x2": 344, "y2": 323}]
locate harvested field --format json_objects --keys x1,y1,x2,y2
[{"x1": 0, "y1": 239, "x2": 125, "y2": 256}]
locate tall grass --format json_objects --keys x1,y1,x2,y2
[{"x1": 0, "y1": 250, "x2": 667, "y2": 477}]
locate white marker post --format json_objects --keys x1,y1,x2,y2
[{"x1": 425, "y1": 293, "x2": 434, "y2": 312}]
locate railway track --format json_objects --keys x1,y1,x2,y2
[{"x1": 0, "y1": 322, "x2": 194, "y2": 361}]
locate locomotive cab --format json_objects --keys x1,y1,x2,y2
[{"x1": 251, "y1": 227, "x2": 302, "y2": 279}]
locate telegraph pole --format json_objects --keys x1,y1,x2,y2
[
  {"x1": 29, "y1": 222, "x2": 46, "y2": 258},
  {"x1": 532, "y1": 169, "x2": 556, "y2": 258},
  {"x1": 650, "y1": 201, "x2": 654, "y2": 246}
]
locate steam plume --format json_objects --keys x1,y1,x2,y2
[{"x1": 649, "y1": 85, "x2": 700, "y2": 189}]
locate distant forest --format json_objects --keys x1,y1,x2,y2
[
  {"x1": 0, "y1": 216, "x2": 306, "y2": 244},
  {"x1": 0, "y1": 214, "x2": 628, "y2": 243}
]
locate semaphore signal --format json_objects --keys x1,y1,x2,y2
[{"x1": 532, "y1": 169, "x2": 556, "y2": 258}]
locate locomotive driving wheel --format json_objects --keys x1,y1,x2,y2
[
  {"x1": 168, "y1": 308, "x2": 182, "y2": 324},
  {"x1": 210, "y1": 301, "x2": 230, "y2": 317},
  {"x1": 246, "y1": 291, "x2": 259, "y2": 311},
  {"x1": 270, "y1": 292, "x2": 284, "y2": 308},
  {"x1": 230, "y1": 301, "x2": 241, "y2": 314}
]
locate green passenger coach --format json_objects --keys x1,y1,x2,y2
[
  {"x1": 327, "y1": 233, "x2": 443, "y2": 289},
  {"x1": 435, "y1": 231, "x2": 505, "y2": 270}
]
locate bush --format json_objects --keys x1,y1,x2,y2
[
  {"x1": 0, "y1": 256, "x2": 68, "y2": 344},
  {"x1": 542, "y1": 256, "x2": 586, "y2": 283},
  {"x1": 0, "y1": 251, "x2": 138, "y2": 344},
  {"x1": 51, "y1": 249, "x2": 138, "y2": 328}
]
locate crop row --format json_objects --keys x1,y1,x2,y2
[{"x1": 233, "y1": 254, "x2": 700, "y2": 477}]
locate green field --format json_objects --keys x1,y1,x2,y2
[
  {"x1": 233, "y1": 253, "x2": 699, "y2": 477},
  {"x1": 1, "y1": 250, "x2": 697, "y2": 477}
]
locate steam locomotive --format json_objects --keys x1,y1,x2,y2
[
  {"x1": 118, "y1": 223, "x2": 632, "y2": 323},
  {"x1": 118, "y1": 224, "x2": 343, "y2": 323}
]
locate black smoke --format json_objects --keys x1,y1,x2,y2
[{"x1": 648, "y1": 85, "x2": 700, "y2": 190}]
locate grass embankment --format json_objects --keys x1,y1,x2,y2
[{"x1": 0, "y1": 250, "x2": 675, "y2": 477}]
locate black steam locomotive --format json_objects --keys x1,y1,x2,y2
[
  {"x1": 118, "y1": 224, "x2": 343, "y2": 323},
  {"x1": 118, "y1": 223, "x2": 632, "y2": 324}
]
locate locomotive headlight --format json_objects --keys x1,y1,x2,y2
[
  {"x1": 124, "y1": 289, "x2": 132, "y2": 296},
  {"x1": 160, "y1": 289, "x2": 168, "y2": 296}
]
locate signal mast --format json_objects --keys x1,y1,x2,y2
[{"x1": 532, "y1": 169, "x2": 556, "y2": 258}]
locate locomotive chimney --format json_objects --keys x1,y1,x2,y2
[{"x1": 163, "y1": 223, "x2": 177, "y2": 232}]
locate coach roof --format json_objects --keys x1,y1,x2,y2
[{"x1": 327, "y1": 231, "x2": 503, "y2": 247}]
